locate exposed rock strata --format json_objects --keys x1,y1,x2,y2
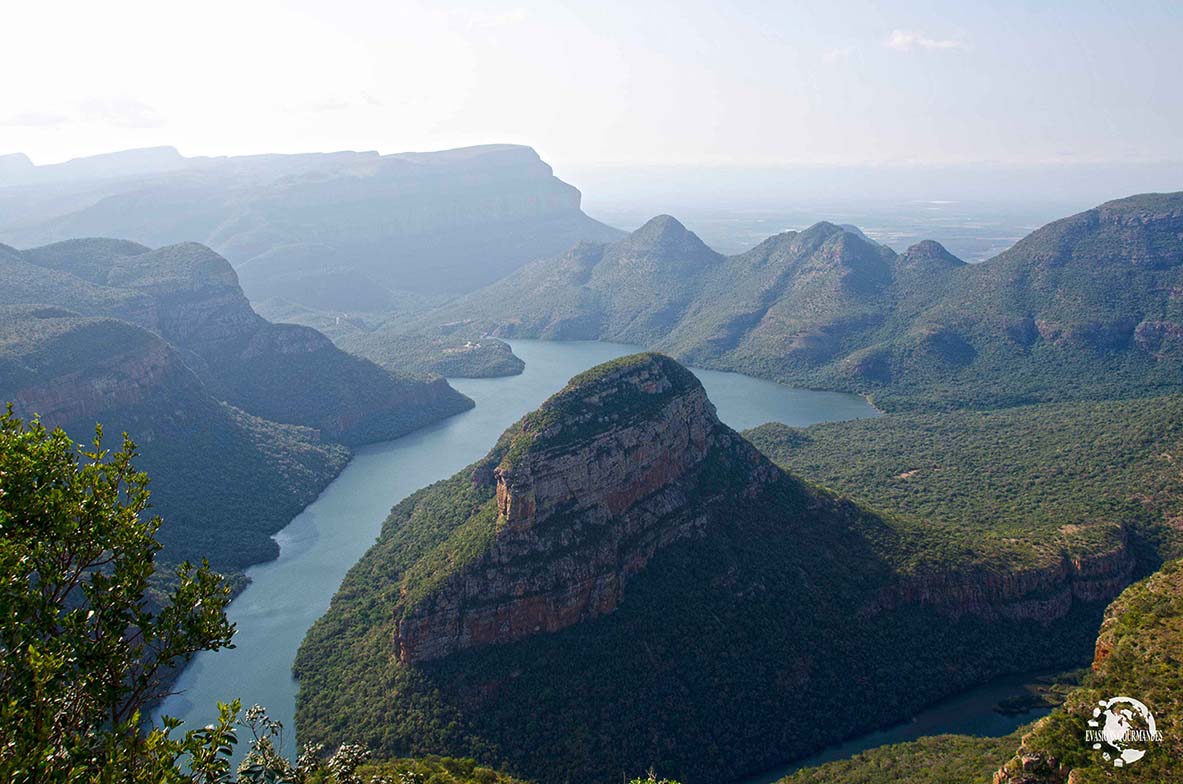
[
  {"x1": 394, "y1": 354, "x2": 777, "y2": 662},
  {"x1": 867, "y1": 531, "x2": 1135, "y2": 624}
]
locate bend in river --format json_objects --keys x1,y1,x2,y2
[{"x1": 156, "y1": 339, "x2": 879, "y2": 762}]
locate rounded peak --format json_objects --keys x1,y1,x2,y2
[
  {"x1": 1095, "y1": 191, "x2": 1183, "y2": 223},
  {"x1": 800, "y1": 222, "x2": 882, "y2": 248},
  {"x1": 619, "y1": 215, "x2": 720, "y2": 262},
  {"x1": 637, "y1": 214, "x2": 687, "y2": 232},
  {"x1": 902, "y1": 239, "x2": 966, "y2": 267},
  {"x1": 28, "y1": 237, "x2": 151, "y2": 257},
  {"x1": 626, "y1": 215, "x2": 694, "y2": 244},
  {"x1": 562, "y1": 352, "x2": 700, "y2": 396},
  {"x1": 800, "y1": 221, "x2": 845, "y2": 237},
  {"x1": 489, "y1": 353, "x2": 710, "y2": 468}
]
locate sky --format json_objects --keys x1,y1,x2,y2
[{"x1": 3, "y1": 0, "x2": 1182, "y2": 172}]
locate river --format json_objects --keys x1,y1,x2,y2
[{"x1": 155, "y1": 339, "x2": 1042, "y2": 776}]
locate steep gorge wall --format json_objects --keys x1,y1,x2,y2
[
  {"x1": 394, "y1": 357, "x2": 778, "y2": 663},
  {"x1": 867, "y1": 533, "x2": 1136, "y2": 625}
]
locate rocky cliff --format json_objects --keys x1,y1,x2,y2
[
  {"x1": 393, "y1": 353, "x2": 777, "y2": 662},
  {"x1": 866, "y1": 529, "x2": 1136, "y2": 624},
  {"x1": 992, "y1": 559, "x2": 1183, "y2": 784},
  {"x1": 297, "y1": 353, "x2": 1144, "y2": 784}
]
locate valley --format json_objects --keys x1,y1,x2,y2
[
  {"x1": 156, "y1": 339, "x2": 878, "y2": 767},
  {"x1": 6, "y1": 7, "x2": 1182, "y2": 784},
  {"x1": 291, "y1": 348, "x2": 1143, "y2": 783}
]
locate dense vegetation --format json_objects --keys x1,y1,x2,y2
[
  {"x1": 358, "y1": 756, "x2": 531, "y2": 784},
  {"x1": 0, "y1": 234, "x2": 483, "y2": 576},
  {"x1": 295, "y1": 357, "x2": 1113, "y2": 784},
  {"x1": 339, "y1": 330, "x2": 525, "y2": 379},
  {"x1": 0, "y1": 411, "x2": 235, "y2": 781},
  {"x1": 0, "y1": 411, "x2": 531, "y2": 784},
  {"x1": 781, "y1": 730, "x2": 1026, "y2": 784},
  {"x1": 993, "y1": 559, "x2": 1183, "y2": 782},
  {"x1": 0, "y1": 306, "x2": 350, "y2": 575},
  {"x1": 395, "y1": 194, "x2": 1183, "y2": 411},
  {"x1": 9, "y1": 238, "x2": 475, "y2": 445},
  {"x1": 745, "y1": 393, "x2": 1183, "y2": 573}
]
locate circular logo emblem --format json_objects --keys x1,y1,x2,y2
[{"x1": 1086, "y1": 696, "x2": 1162, "y2": 767}]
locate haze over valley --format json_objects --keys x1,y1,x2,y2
[{"x1": 3, "y1": 3, "x2": 1183, "y2": 784}]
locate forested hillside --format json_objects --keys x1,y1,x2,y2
[
  {"x1": 388, "y1": 193, "x2": 1183, "y2": 411},
  {"x1": 295, "y1": 355, "x2": 1135, "y2": 783}
]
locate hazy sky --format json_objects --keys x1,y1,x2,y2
[{"x1": 4, "y1": 0, "x2": 1182, "y2": 170}]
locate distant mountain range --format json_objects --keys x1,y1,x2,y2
[
  {"x1": 0, "y1": 238, "x2": 472, "y2": 573},
  {"x1": 0, "y1": 145, "x2": 624, "y2": 309},
  {"x1": 388, "y1": 192, "x2": 1183, "y2": 410}
]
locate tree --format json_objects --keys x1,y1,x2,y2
[{"x1": 0, "y1": 409, "x2": 237, "y2": 782}]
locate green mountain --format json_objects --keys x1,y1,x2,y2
[
  {"x1": 0, "y1": 305, "x2": 348, "y2": 571},
  {"x1": 790, "y1": 559, "x2": 1183, "y2": 784},
  {"x1": 295, "y1": 354, "x2": 1133, "y2": 783},
  {"x1": 399, "y1": 193, "x2": 1183, "y2": 412},
  {"x1": 6, "y1": 238, "x2": 473, "y2": 444},
  {"x1": 0, "y1": 145, "x2": 625, "y2": 309},
  {"x1": 993, "y1": 559, "x2": 1183, "y2": 783}
]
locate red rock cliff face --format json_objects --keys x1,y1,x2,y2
[
  {"x1": 8, "y1": 319, "x2": 207, "y2": 441},
  {"x1": 394, "y1": 355, "x2": 777, "y2": 663},
  {"x1": 865, "y1": 529, "x2": 1135, "y2": 625}
]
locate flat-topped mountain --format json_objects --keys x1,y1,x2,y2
[
  {"x1": 295, "y1": 354, "x2": 1133, "y2": 783},
  {"x1": 0, "y1": 145, "x2": 624, "y2": 309},
  {"x1": 392, "y1": 192, "x2": 1183, "y2": 411},
  {"x1": 3, "y1": 237, "x2": 472, "y2": 444}
]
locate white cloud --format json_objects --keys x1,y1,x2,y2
[
  {"x1": 822, "y1": 46, "x2": 854, "y2": 64},
  {"x1": 885, "y1": 29, "x2": 967, "y2": 52}
]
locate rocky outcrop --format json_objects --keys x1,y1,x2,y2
[
  {"x1": 1134, "y1": 319, "x2": 1183, "y2": 354},
  {"x1": 867, "y1": 528, "x2": 1136, "y2": 624},
  {"x1": 393, "y1": 353, "x2": 778, "y2": 663}
]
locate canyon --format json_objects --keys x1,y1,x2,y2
[{"x1": 296, "y1": 351, "x2": 1140, "y2": 784}]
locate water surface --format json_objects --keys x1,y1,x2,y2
[
  {"x1": 157, "y1": 339, "x2": 876, "y2": 759},
  {"x1": 741, "y1": 672, "x2": 1054, "y2": 783}
]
